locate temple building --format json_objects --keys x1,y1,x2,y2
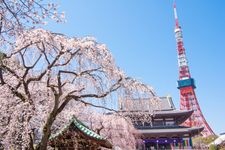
[
  {"x1": 119, "y1": 96, "x2": 203, "y2": 150},
  {"x1": 48, "y1": 117, "x2": 112, "y2": 150}
]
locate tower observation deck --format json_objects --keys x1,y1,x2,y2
[{"x1": 173, "y1": 2, "x2": 215, "y2": 136}]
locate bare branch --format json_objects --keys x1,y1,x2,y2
[
  {"x1": 2, "y1": 0, "x2": 21, "y2": 26},
  {"x1": 2, "y1": 65, "x2": 21, "y2": 81},
  {"x1": 58, "y1": 70, "x2": 78, "y2": 77},
  {"x1": 57, "y1": 72, "x2": 62, "y2": 95},
  {"x1": 27, "y1": 50, "x2": 64, "y2": 84},
  {"x1": 77, "y1": 98, "x2": 118, "y2": 113},
  {"x1": 54, "y1": 48, "x2": 81, "y2": 67},
  {"x1": 77, "y1": 77, "x2": 123, "y2": 99},
  {"x1": 6, "y1": 84, "x2": 26, "y2": 102},
  {"x1": 40, "y1": 42, "x2": 50, "y2": 65}
]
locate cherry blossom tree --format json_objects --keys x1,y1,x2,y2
[
  {"x1": 0, "y1": 28, "x2": 156, "y2": 149},
  {"x1": 0, "y1": 0, "x2": 64, "y2": 43},
  {"x1": 0, "y1": 1, "x2": 158, "y2": 150},
  {"x1": 84, "y1": 112, "x2": 139, "y2": 150}
]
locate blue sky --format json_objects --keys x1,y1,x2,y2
[{"x1": 45, "y1": 1, "x2": 225, "y2": 135}]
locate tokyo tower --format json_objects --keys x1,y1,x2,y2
[{"x1": 173, "y1": 2, "x2": 215, "y2": 136}]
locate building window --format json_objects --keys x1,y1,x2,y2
[
  {"x1": 153, "y1": 121, "x2": 164, "y2": 126},
  {"x1": 165, "y1": 118, "x2": 174, "y2": 121},
  {"x1": 165, "y1": 121, "x2": 175, "y2": 126}
]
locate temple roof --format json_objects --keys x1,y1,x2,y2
[
  {"x1": 118, "y1": 96, "x2": 193, "y2": 124},
  {"x1": 138, "y1": 126, "x2": 204, "y2": 137},
  {"x1": 49, "y1": 117, "x2": 112, "y2": 149},
  {"x1": 119, "y1": 109, "x2": 193, "y2": 125},
  {"x1": 154, "y1": 109, "x2": 194, "y2": 124},
  {"x1": 157, "y1": 96, "x2": 176, "y2": 110},
  {"x1": 119, "y1": 96, "x2": 176, "y2": 112}
]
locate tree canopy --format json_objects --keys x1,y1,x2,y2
[{"x1": 0, "y1": 1, "x2": 158, "y2": 149}]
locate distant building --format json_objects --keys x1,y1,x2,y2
[
  {"x1": 210, "y1": 132, "x2": 225, "y2": 146},
  {"x1": 119, "y1": 96, "x2": 203, "y2": 150}
]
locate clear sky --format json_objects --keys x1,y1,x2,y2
[{"x1": 45, "y1": 0, "x2": 225, "y2": 135}]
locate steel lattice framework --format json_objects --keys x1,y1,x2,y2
[{"x1": 173, "y1": 2, "x2": 215, "y2": 136}]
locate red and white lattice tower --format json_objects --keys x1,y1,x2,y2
[{"x1": 173, "y1": 2, "x2": 215, "y2": 136}]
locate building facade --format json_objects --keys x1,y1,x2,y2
[{"x1": 119, "y1": 96, "x2": 203, "y2": 150}]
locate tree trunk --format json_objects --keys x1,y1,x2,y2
[
  {"x1": 37, "y1": 113, "x2": 55, "y2": 150},
  {"x1": 0, "y1": 68, "x2": 5, "y2": 84}
]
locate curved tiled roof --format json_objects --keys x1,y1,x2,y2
[
  {"x1": 49, "y1": 117, "x2": 112, "y2": 149},
  {"x1": 73, "y1": 118, "x2": 104, "y2": 140},
  {"x1": 119, "y1": 96, "x2": 176, "y2": 112},
  {"x1": 138, "y1": 126, "x2": 204, "y2": 137}
]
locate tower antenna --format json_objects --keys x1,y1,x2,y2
[{"x1": 173, "y1": 0, "x2": 179, "y2": 28}]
